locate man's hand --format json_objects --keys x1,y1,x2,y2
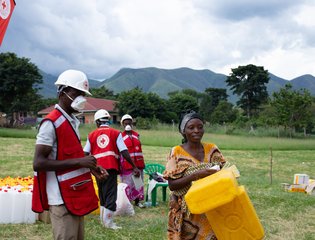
[
  {"x1": 133, "y1": 167, "x2": 141, "y2": 177},
  {"x1": 91, "y1": 166, "x2": 109, "y2": 181},
  {"x1": 79, "y1": 155, "x2": 97, "y2": 169}
]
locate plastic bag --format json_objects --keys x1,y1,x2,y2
[
  {"x1": 132, "y1": 175, "x2": 144, "y2": 190},
  {"x1": 114, "y1": 183, "x2": 135, "y2": 216},
  {"x1": 149, "y1": 172, "x2": 166, "y2": 182}
]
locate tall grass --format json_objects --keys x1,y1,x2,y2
[
  {"x1": 0, "y1": 127, "x2": 37, "y2": 139},
  {"x1": 0, "y1": 134, "x2": 315, "y2": 239},
  {"x1": 138, "y1": 130, "x2": 315, "y2": 151},
  {"x1": 76, "y1": 124, "x2": 315, "y2": 150},
  {"x1": 2, "y1": 125, "x2": 315, "y2": 151}
]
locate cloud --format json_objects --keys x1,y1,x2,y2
[
  {"x1": 1, "y1": 0, "x2": 315, "y2": 80},
  {"x1": 195, "y1": 0, "x2": 307, "y2": 21}
]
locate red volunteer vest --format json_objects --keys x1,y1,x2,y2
[
  {"x1": 32, "y1": 109, "x2": 98, "y2": 216},
  {"x1": 88, "y1": 126, "x2": 120, "y2": 171},
  {"x1": 121, "y1": 130, "x2": 145, "y2": 170}
]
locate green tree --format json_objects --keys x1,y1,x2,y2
[
  {"x1": 31, "y1": 98, "x2": 58, "y2": 114},
  {"x1": 90, "y1": 86, "x2": 117, "y2": 100},
  {"x1": 147, "y1": 92, "x2": 175, "y2": 123},
  {"x1": 182, "y1": 89, "x2": 203, "y2": 103},
  {"x1": 116, "y1": 87, "x2": 154, "y2": 119},
  {"x1": 205, "y1": 88, "x2": 228, "y2": 108},
  {"x1": 308, "y1": 102, "x2": 315, "y2": 134},
  {"x1": 200, "y1": 88, "x2": 228, "y2": 122},
  {"x1": 226, "y1": 64, "x2": 269, "y2": 118},
  {"x1": 0, "y1": 52, "x2": 42, "y2": 122},
  {"x1": 211, "y1": 101, "x2": 238, "y2": 124},
  {"x1": 199, "y1": 93, "x2": 212, "y2": 122},
  {"x1": 270, "y1": 84, "x2": 313, "y2": 137},
  {"x1": 167, "y1": 92, "x2": 199, "y2": 119},
  {"x1": 256, "y1": 104, "x2": 278, "y2": 128}
]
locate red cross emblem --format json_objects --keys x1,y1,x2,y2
[
  {"x1": 0, "y1": 0, "x2": 11, "y2": 20},
  {"x1": 2, "y1": 1, "x2": 6, "y2": 10},
  {"x1": 97, "y1": 134, "x2": 109, "y2": 148},
  {"x1": 83, "y1": 80, "x2": 88, "y2": 90}
]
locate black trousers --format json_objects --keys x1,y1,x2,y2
[{"x1": 97, "y1": 169, "x2": 118, "y2": 211}]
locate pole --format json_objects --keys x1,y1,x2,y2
[{"x1": 270, "y1": 147, "x2": 273, "y2": 185}]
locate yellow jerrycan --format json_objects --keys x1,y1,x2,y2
[
  {"x1": 185, "y1": 169, "x2": 264, "y2": 240},
  {"x1": 90, "y1": 176, "x2": 100, "y2": 215}
]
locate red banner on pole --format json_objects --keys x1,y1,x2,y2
[{"x1": 0, "y1": 0, "x2": 16, "y2": 46}]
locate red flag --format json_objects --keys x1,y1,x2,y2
[{"x1": 0, "y1": 0, "x2": 15, "y2": 46}]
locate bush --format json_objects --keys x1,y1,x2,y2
[{"x1": 135, "y1": 117, "x2": 158, "y2": 130}]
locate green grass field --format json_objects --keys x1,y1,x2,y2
[{"x1": 0, "y1": 127, "x2": 315, "y2": 239}]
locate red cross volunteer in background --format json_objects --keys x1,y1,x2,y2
[{"x1": 84, "y1": 109, "x2": 140, "y2": 230}]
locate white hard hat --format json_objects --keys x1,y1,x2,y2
[
  {"x1": 94, "y1": 109, "x2": 110, "y2": 121},
  {"x1": 55, "y1": 69, "x2": 92, "y2": 95},
  {"x1": 121, "y1": 114, "x2": 133, "y2": 124}
]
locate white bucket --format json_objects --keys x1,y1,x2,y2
[
  {"x1": 11, "y1": 191, "x2": 26, "y2": 223},
  {"x1": 0, "y1": 186, "x2": 36, "y2": 224},
  {"x1": 23, "y1": 191, "x2": 36, "y2": 223},
  {"x1": 0, "y1": 188, "x2": 14, "y2": 223}
]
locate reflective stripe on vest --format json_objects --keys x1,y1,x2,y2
[
  {"x1": 122, "y1": 134, "x2": 139, "y2": 141},
  {"x1": 54, "y1": 115, "x2": 66, "y2": 128},
  {"x1": 57, "y1": 168, "x2": 90, "y2": 182},
  {"x1": 130, "y1": 152, "x2": 143, "y2": 157},
  {"x1": 94, "y1": 151, "x2": 119, "y2": 159}
]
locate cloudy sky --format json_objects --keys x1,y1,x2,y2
[{"x1": 1, "y1": 0, "x2": 315, "y2": 80}]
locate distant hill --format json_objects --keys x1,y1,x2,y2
[
  {"x1": 291, "y1": 74, "x2": 315, "y2": 91},
  {"x1": 100, "y1": 67, "x2": 228, "y2": 99},
  {"x1": 38, "y1": 68, "x2": 315, "y2": 101},
  {"x1": 37, "y1": 71, "x2": 58, "y2": 98},
  {"x1": 38, "y1": 71, "x2": 102, "y2": 98},
  {"x1": 99, "y1": 67, "x2": 315, "y2": 102}
]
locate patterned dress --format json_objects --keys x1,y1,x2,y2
[{"x1": 163, "y1": 143, "x2": 225, "y2": 240}]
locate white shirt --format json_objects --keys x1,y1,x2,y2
[{"x1": 36, "y1": 104, "x2": 81, "y2": 205}]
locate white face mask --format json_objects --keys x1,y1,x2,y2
[
  {"x1": 70, "y1": 95, "x2": 87, "y2": 111},
  {"x1": 63, "y1": 91, "x2": 87, "y2": 111},
  {"x1": 125, "y1": 125, "x2": 132, "y2": 131}
]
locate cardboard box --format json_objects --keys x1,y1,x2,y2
[
  {"x1": 281, "y1": 183, "x2": 291, "y2": 191},
  {"x1": 293, "y1": 174, "x2": 309, "y2": 185},
  {"x1": 305, "y1": 180, "x2": 315, "y2": 195},
  {"x1": 288, "y1": 184, "x2": 306, "y2": 193}
]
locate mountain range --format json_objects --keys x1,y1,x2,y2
[{"x1": 39, "y1": 67, "x2": 315, "y2": 102}]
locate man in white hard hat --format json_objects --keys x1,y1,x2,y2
[
  {"x1": 119, "y1": 114, "x2": 146, "y2": 208},
  {"x1": 32, "y1": 69, "x2": 108, "y2": 240},
  {"x1": 84, "y1": 109, "x2": 140, "y2": 229}
]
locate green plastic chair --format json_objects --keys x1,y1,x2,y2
[{"x1": 143, "y1": 163, "x2": 168, "y2": 206}]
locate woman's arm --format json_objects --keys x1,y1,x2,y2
[{"x1": 168, "y1": 169, "x2": 217, "y2": 191}]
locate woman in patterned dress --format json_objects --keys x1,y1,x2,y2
[{"x1": 163, "y1": 111, "x2": 226, "y2": 240}]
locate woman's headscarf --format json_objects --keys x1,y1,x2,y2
[{"x1": 178, "y1": 111, "x2": 204, "y2": 134}]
